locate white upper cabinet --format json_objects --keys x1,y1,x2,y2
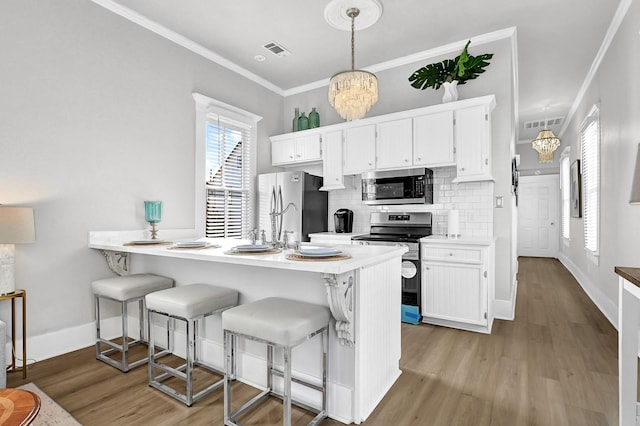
[
  {"x1": 343, "y1": 124, "x2": 376, "y2": 174},
  {"x1": 270, "y1": 95, "x2": 496, "y2": 180},
  {"x1": 320, "y1": 130, "x2": 345, "y2": 191},
  {"x1": 376, "y1": 118, "x2": 413, "y2": 170},
  {"x1": 413, "y1": 110, "x2": 455, "y2": 167},
  {"x1": 271, "y1": 132, "x2": 322, "y2": 166},
  {"x1": 453, "y1": 104, "x2": 493, "y2": 182}
]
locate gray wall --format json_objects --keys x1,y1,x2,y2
[
  {"x1": 0, "y1": 1, "x2": 282, "y2": 337},
  {"x1": 282, "y1": 38, "x2": 517, "y2": 303},
  {"x1": 558, "y1": 0, "x2": 640, "y2": 324}
]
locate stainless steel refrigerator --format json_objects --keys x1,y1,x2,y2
[{"x1": 257, "y1": 171, "x2": 327, "y2": 243}]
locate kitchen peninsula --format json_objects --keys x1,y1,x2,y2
[{"x1": 88, "y1": 230, "x2": 406, "y2": 424}]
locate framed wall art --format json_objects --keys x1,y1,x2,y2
[{"x1": 571, "y1": 159, "x2": 582, "y2": 218}]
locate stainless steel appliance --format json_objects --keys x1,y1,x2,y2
[
  {"x1": 352, "y1": 212, "x2": 432, "y2": 313},
  {"x1": 258, "y1": 171, "x2": 327, "y2": 243},
  {"x1": 334, "y1": 209, "x2": 353, "y2": 233},
  {"x1": 361, "y1": 168, "x2": 434, "y2": 205}
]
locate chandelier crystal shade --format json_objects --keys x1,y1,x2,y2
[
  {"x1": 532, "y1": 129, "x2": 561, "y2": 163},
  {"x1": 328, "y1": 7, "x2": 378, "y2": 121}
]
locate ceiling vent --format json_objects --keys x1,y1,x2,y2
[
  {"x1": 263, "y1": 41, "x2": 291, "y2": 57},
  {"x1": 524, "y1": 117, "x2": 564, "y2": 130}
]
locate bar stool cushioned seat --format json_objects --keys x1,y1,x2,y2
[
  {"x1": 145, "y1": 283, "x2": 238, "y2": 406},
  {"x1": 92, "y1": 273, "x2": 174, "y2": 372},
  {"x1": 222, "y1": 297, "x2": 330, "y2": 426},
  {"x1": 222, "y1": 298, "x2": 330, "y2": 347}
]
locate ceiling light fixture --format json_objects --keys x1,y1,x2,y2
[
  {"x1": 327, "y1": 6, "x2": 378, "y2": 121},
  {"x1": 532, "y1": 129, "x2": 561, "y2": 163},
  {"x1": 531, "y1": 108, "x2": 561, "y2": 163}
]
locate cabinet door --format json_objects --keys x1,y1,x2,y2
[
  {"x1": 376, "y1": 118, "x2": 412, "y2": 169},
  {"x1": 421, "y1": 262, "x2": 487, "y2": 325},
  {"x1": 343, "y1": 125, "x2": 376, "y2": 174},
  {"x1": 271, "y1": 139, "x2": 295, "y2": 165},
  {"x1": 321, "y1": 130, "x2": 345, "y2": 190},
  {"x1": 413, "y1": 111, "x2": 455, "y2": 167},
  {"x1": 454, "y1": 105, "x2": 492, "y2": 182},
  {"x1": 295, "y1": 133, "x2": 322, "y2": 162}
]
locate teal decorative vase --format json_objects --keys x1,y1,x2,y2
[
  {"x1": 309, "y1": 107, "x2": 320, "y2": 128},
  {"x1": 298, "y1": 112, "x2": 309, "y2": 131},
  {"x1": 292, "y1": 107, "x2": 300, "y2": 132}
]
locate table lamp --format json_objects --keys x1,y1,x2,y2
[
  {"x1": 0, "y1": 207, "x2": 35, "y2": 295},
  {"x1": 144, "y1": 201, "x2": 162, "y2": 239}
]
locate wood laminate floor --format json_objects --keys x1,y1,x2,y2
[{"x1": 8, "y1": 257, "x2": 619, "y2": 425}]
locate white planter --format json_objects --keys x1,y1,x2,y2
[{"x1": 442, "y1": 80, "x2": 459, "y2": 103}]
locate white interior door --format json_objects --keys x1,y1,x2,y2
[{"x1": 518, "y1": 175, "x2": 559, "y2": 257}]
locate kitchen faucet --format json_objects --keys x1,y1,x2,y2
[{"x1": 269, "y1": 201, "x2": 297, "y2": 248}]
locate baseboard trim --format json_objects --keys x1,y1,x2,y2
[
  {"x1": 557, "y1": 253, "x2": 618, "y2": 329},
  {"x1": 494, "y1": 276, "x2": 518, "y2": 321}
]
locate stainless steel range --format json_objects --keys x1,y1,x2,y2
[{"x1": 352, "y1": 212, "x2": 432, "y2": 310}]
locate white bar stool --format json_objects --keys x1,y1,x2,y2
[
  {"x1": 92, "y1": 273, "x2": 174, "y2": 372},
  {"x1": 222, "y1": 297, "x2": 330, "y2": 426},
  {"x1": 145, "y1": 283, "x2": 238, "y2": 406}
]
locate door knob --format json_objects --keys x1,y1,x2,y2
[{"x1": 550, "y1": 222, "x2": 555, "y2": 226}]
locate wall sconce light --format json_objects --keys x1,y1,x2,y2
[{"x1": 630, "y1": 143, "x2": 640, "y2": 204}]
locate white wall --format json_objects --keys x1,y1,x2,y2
[
  {"x1": 558, "y1": 0, "x2": 640, "y2": 326},
  {"x1": 283, "y1": 37, "x2": 517, "y2": 303},
  {"x1": 0, "y1": 1, "x2": 283, "y2": 344}
]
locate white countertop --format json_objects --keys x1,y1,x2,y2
[
  {"x1": 89, "y1": 230, "x2": 406, "y2": 275},
  {"x1": 420, "y1": 235, "x2": 496, "y2": 245}
]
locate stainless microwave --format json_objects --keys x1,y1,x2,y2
[{"x1": 361, "y1": 168, "x2": 433, "y2": 205}]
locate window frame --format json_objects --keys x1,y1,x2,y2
[
  {"x1": 193, "y1": 93, "x2": 262, "y2": 238},
  {"x1": 580, "y1": 105, "x2": 600, "y2": 263},
  {"x1": 559, "y1": 146, "x2": 571, "y2": 245}
]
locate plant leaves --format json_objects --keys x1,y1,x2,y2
[
  {"x1": 408, "y1": 59, "x2": 456, "y2": 90},
  {"x1": 455, "y1": 40, "x2": 471, "y2": 78},
  {"x1": 408, "y1": 40, "x2": 494, "y2": 91}
]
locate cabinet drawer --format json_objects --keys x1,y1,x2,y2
[{"x1": 421, "y1": 246, "x2": 482, "y2": 263}]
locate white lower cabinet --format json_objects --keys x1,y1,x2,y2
[{"x1": 421, "y1": 240, "x2": 495, "y2": 333}]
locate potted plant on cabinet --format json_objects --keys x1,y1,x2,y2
[{"x1": 408, "y1": 40, "x2": 493, "y2": 102}]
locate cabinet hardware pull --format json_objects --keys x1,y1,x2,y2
[{"x1": 484, "y1": 271, "x2": 487, "y2": 278}]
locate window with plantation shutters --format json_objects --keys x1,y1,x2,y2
[
  {"x1": 205, "y1": 118, "x2": 251, "y2": 238},
  {"x1": 580, "y1": 106, "x2": 600, "y2": 257},
  {"x1": 192, "y1": 93, "x2": 261, "y2": 240},
  {"x1": 560, "y1": 149, "x2": 571, "y2": 242}
]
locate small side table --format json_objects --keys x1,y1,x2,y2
[
  {"x1": 0, "y1": 289, "x2": 27, "y2": 379},
  {"x1": 0, "y1": 388, "x2": 40, "y2": 424}
]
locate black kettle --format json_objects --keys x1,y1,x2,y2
[{"x1": 334, "y1": 209, "x2": 354, "y2": 233}]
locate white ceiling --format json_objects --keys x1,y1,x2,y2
[{"x1": 95, "y1": 0, "x2": 621, "y2": 142}]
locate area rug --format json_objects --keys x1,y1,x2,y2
[{"x1": 17, "y1": 383, "x2": 82, "y2": 426}]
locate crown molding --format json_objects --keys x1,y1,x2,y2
[
  {"x1": 90, "y1": 0, "x2": 285, "y2": 96},
  {"x1": 559, "y1": 0, "x2": 632, "y2": 137},
  {"x1": 284, "y1": 27, "x2": 517, "y2": 97}
]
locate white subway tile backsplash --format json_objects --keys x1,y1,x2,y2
[{"x1": 327, "y1": 167, "x2": 494, "y2": 238}]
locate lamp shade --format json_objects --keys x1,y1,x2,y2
[
  {"x1": 630, "y1": 143, "x2": 640, "y2": 204},
  {"x1": 0, "y1": 207, "x2": 36, "y2": 243}
]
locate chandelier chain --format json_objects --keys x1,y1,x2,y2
[{"x1": 351, "y1": 12, "x2": 355, "y2": 70}]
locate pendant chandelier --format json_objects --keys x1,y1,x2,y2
[
  {"x1": 328, "y1": 7, "x2": 378, "y2": 121},
  {"x1": 532, "y1": 129, "x2": 561, "y2": 163}
]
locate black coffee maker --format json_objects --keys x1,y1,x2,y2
[{"x1": 334, "y1": 209, "x2": 354, "y2": 233}]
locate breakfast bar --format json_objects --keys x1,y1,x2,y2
[{"x1": 88, "y1": 230, "x2": 406, "y2": 424}]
